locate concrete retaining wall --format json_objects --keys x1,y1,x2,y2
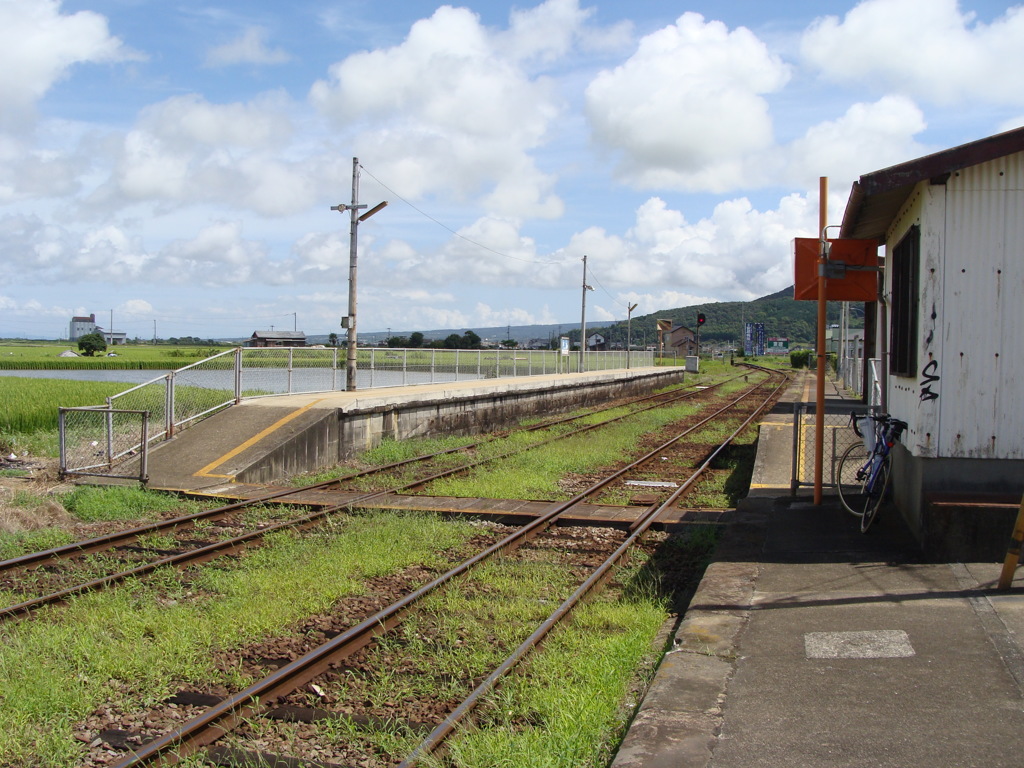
[{"x1": 235, "y1": 369, "x2": 686, "y2": 485}]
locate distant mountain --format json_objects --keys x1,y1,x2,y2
[
  {"x1": 588, "y1": 286, "x2": 855, "y2": 348},
  {"x1": 304, "y1": 286, "x2": 858, "y2": 348}
]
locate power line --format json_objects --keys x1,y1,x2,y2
[{"x1": 358, "y1": 163, "x2": 561, "y2": 267}]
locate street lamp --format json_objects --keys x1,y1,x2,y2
[
  {"x1": 332, "y1": 157, "x2": 387, "y2": 391},
  {"x1": 626, "y1": 302, "x2": 638, "y2": 369},
  {"x1": 579, "y1": 254, "x2": 594, "y2": 373}
]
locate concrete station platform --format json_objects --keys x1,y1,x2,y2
[
  {"x1": 143, "y1": 366, "x2": 708, "y2": 528},
  {"x1": 612, "y1": 372, "x2": 1024, "y2": 768}
]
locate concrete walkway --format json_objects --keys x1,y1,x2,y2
[{"x1": 613, "y1": 373, "x2": 1024, "y2": 767}]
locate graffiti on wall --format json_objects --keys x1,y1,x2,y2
[{"x1": 919, "y1": 359, "x2": 940, "y2": 402}]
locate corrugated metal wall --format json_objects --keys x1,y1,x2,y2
[
  {"x1": 941, "y1": 155, "x2": 1024, "y2": 459},
  {"x1": 894, "y1": 154, "x2": 1024, "y2": 460}
]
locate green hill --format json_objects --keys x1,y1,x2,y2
[{"x1": 582, "y1": 286, "x2": 859, "y2": 348}]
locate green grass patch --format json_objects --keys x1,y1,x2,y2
[
  {"x1": 0, "y1": 528, "x2": 77, "y2": 561},
  {"x1": 424, "y1": 403, "x2": 699, "y2": 500},
  {"x1": 60, "y1": 485, "x2": 205, "y2": 523}
]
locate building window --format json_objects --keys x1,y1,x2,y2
[{"x1": 889, "y1": 225, "x2": 920, "y2": 377}]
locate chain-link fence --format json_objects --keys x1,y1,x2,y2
[
  {"x1": 791, "y1": 402, "x2": 867, "y2": 493},
  {"x1": 59, "y1": 407, "x2": 150, "y2": 481},
  {"x1": 60, "y1": 346, "x2": 658, "y2": 479}
]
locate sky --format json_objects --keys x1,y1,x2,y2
[{"x1": 2, "y1": 0, "x2": 1023, "y2": 341}]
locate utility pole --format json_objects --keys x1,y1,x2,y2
[
  {"x1": 332, "y1": 157, "x2": 388, "y2": 391},
  {"x1": 579, "y1": 254, "x2": 594, "y2": 373}
]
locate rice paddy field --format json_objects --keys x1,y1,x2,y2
[
  {"x1": 0, "y1": 342, "x2": 230, "y2": 370},
  {"x1": 0, "y1": 378, "x2": 134, "y2": 457}
]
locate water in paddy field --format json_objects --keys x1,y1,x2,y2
[{"x1": 0, "y1": 368, "x2": 483, "y2": 391}]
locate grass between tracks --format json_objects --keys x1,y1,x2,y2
[
  {"x1": 219, "y1": 525, "x2": 720, "y2": 768},
  {"x1": 0, "y1": 511, "x2": 482, "y2": 767}
]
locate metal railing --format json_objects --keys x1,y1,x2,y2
[
  {"x1": 838, "y1": 356, "x2": 882, "y2": 407},
  {"x1": 59, "y1": 346, "x2": 657, "y2": 478}
]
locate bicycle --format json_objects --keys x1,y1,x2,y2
[{"x1": 836, "y1": 413, "x2": 908, "y2": 532}]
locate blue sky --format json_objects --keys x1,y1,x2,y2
[{"x1": 2, "y1": 0, "x2": 1023, "y2": 340}]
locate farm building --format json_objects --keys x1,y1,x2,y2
[
  {"x1": 247, "y1": 330, "x2": 307, "y2": 348},
  {"x1": 839, "y1": 125, "x2": 1024, "y2": 558}
]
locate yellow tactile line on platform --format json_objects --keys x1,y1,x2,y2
[{"x1": 195, "y1": 398, "x2": 326, "y2": 480}]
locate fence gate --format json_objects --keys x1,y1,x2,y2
[
  {"x1": 790, "y1": 403, "x2": 862, "y2": 494},
  {"x1": 59, "y1": 407, "x2": 150, "y2": 483}
]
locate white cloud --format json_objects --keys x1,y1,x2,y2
[
  {"x1": 206, "y1": 26, "x2": 290, "y2": 67},
  {"x1": 498, "y1": 0, "x2": 594, "y2": 64},
  {"x1": 585, "y1": 12, "x2": 791, "y2": 192},
  {"x1": 784, "y1": 95, "x2": 929, "y2": 187},
  {"x1": 309, "y1": 4, "x2": 569, "y2": 217},
  {"x1": 360, "y1": 187, "x2": 817, "y2": 316},
  {"x1": 155, "y1": 221, "x2": 277, "y2": 286},
  {"x1": 801, "y1": 0, "x2": 1024, "y2": 106},
  {"x1": 0, "y1": 133, "x2": 88, "y2": 202},
  {"x1": 137, "y1": 93, "x2": 293, "y2": 150},
  {"x1": 578, "y1": 192, "x2": 815, "y2": 302},
  {"x1": 0, "y1": 214, "x2": 281, "y2": 289},
  {"x1": 119, "y1": 299, "x2": 155, "y2": 316},
  {"x1": 0, "y1": 0, "x2": 137, "y2": 130},
  {"x1": 81, "y1": 93, "x2": 325, "y2": 218}
]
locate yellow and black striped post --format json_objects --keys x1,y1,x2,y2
[{"x1": 997, "y1": 493, "x2": 1024, "y2": 590}]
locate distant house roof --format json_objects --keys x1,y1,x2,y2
[
  {"x1": 840, "y1": 125, "x2": 1024, "y2": 240},
  {"x1": 251, "y1": 331, "x2": 306, "y2": 341}
]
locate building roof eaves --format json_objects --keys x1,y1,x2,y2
[{"x1": 840, "y1": 125, "x2": 1024, "y2": 240}]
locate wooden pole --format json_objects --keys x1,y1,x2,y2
[
  {"x1": 814, "y1": 177, "x2": 828, "y2": 505},
  {"x1": 997, "y1": 494, "x2": 1024, "y2": 589}
]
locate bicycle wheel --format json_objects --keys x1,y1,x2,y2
[
  {"x1": 860, "y1": 453, "x2": 891, "y2": 533},
  {"x1": 836, "y1": 442, "x2": 871, "y2": 518}
]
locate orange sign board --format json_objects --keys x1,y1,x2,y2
[{"x1": 793, "y1": 238, "x2": 879, "y2": 301}]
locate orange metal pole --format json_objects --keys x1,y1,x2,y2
[{"x1": 814, "y1": 177, "x2": 827, "y2": 505}]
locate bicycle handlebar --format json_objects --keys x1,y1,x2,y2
[{"x1": 850, "y1": 412, "x2": 907, "y2": 442}]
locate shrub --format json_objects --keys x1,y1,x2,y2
[{"x1": 789, "y1": 350, "x2": 810, "y2": 369}]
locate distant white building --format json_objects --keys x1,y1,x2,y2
[
  {"x1": 99, "y1": 329, "x2": 128, "y2": 346},
  {"x1": 69, "y1": 314, "x2": 97, "y2": 341}
]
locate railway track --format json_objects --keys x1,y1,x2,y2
[
  {"x1": 0, "y1": 371, "x2": 755, "y2": 623},
  {"x1": 78, "y1": 366, "x2": 787, "y2": 767}
]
